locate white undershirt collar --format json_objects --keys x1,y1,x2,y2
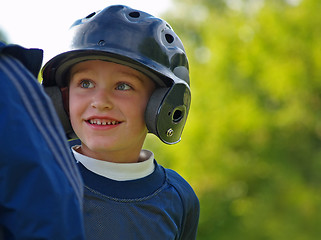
[{"x1": 72, "y1": 146, "x2": 155, "y2": 181}]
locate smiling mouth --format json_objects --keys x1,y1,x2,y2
[{"x1": 87, "y1": 119, "x2": 121, "y2": 126}]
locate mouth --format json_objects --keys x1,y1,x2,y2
[{"x1": 86, "y1": 118, "x2": 122, "y2": 126}]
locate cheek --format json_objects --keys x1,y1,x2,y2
[
  {"x1": 133, "y1": 96, "x2": 149, "y2": 124},
  {"x1": 121, "y1": 96, "x2": 147, "y2": 123},
  {"x1": 68, "y1": 103, "x2": 78, "y2": 129},
  {"x1": 68, "y1": 92, "x2": 82, "y2": 124}
]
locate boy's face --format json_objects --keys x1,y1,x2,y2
[{"x1": 69, "y1": 60, "x2": 155, "y2": 162}]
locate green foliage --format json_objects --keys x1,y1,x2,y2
[{"x1": 144, "y1": 0, "x2": 321, "y2": 239}]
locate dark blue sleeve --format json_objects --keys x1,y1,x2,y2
[
  {"x1": 0, "y1": 44, "x2": 85, "y2": 240},
  {"x1": 166, "y1": 169, "x2": 200, "y2": 240}
]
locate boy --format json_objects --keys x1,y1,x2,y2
[
  {"x1": 0, "y1": 42, "x2": 85, "y2": 239},
  {"x1": 42, "y1": 5, "x2": 199, "y2": 240}
]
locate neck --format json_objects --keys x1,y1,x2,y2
[{"x1": 75, "y1": 144, "x2": 143, "y2": 163}]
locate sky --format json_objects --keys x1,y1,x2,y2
[{"x1": 0, "y1": 0, "x2": 172, "y2": 63}]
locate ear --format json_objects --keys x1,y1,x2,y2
[
  {"x1": 43, "y1": 86, "x2": 74, "y2": 137},
  {"x1": 145, "y1": 83, "x2": 191, "y2": 144}
]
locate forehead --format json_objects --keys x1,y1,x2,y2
[{"x1": 70, "y1": 60, "x2": 151, "y2": 82}]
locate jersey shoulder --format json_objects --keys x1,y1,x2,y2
[{"x1": 164, "y1": 168, "x2": 199, "y2": 207}]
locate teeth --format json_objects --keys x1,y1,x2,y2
[{"x1": 89, "y1": 119, "x2": 118, "y2": 125}]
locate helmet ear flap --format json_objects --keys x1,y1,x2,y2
[
  {"x1": 44, "y1": 86, "x2": 75, "y2": 138},
  {"x1": 145, "y1": 83, "x2": 191, "y2": 144},
  {"x1": 145, "y1": 87, "x2": 169, "y2": 137}
]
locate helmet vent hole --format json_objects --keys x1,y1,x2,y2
[
  {"x1": 165, "y1": 34, "x2": 174, "y2": 44},
  {"x1": 173, "y1": 109, "x2": 183, "y2": 123},
  {"x1": 85, "y1": 12, "x2": 96, "y2": 19},
  {"x1": 129, "y1": 11, "x2": 140, "y2": 18},
  {"x1": 98, "y1": 40, "x2": 106, "y2": 46}
]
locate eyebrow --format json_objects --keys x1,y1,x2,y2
[
  {"x1": 69, "y1": 63, "x2": 152, "y2": 85},
  {"x1": 116, "y1": 69, "x2": 150, "y2": 84},
  {"x1": 70, "y1": 68, "x2": 95, "y2": 78}
]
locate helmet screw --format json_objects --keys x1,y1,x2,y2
[{"x1": 166, "y1": 128, "x2": 174, "y2": 137}]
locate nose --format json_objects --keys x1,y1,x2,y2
[{"x1": 91, "y1": 89, "x2": 113, "y2": 110}]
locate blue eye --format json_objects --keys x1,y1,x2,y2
[
  {"x1": 80, "y1": 80, "x2": 94, "y2": 88},
  {"x1": 116, "y1": 83, "x2": 131, "y2": 91}
]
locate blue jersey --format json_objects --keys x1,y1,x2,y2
[
  {"x1": 0, "y1": 43, "x2": 85, "y2": 239},
  {"x1": 74, "y1": 147, "x2": 200, "y2": 240}
]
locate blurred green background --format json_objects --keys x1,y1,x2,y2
[
  {"x1": 144, "y1": 0, "x2": 321, "y2": 239},
  {"x1": 2, "y1": 0, "x2": 320, "y2": 239}
]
